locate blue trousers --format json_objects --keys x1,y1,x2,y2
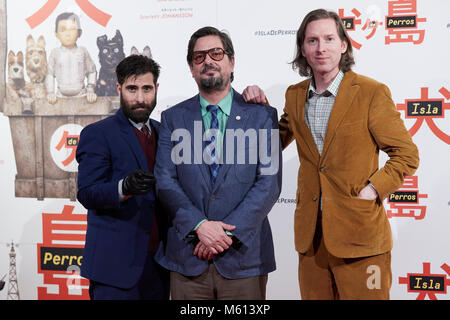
[{"x1": 88, "y1": 252, "x2": 170, "y2": 300}]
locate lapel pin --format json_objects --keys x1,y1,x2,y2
[{"x1": 236, "y1": 115, "x2": 241, "y2": 120}]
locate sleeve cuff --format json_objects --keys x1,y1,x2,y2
[
  {"x1": 193, "y1": 219, "x2": 208, "y2": 231},
  {"x1": 186, "y1": 219, "x2": 208, "y2": 239},
  {"x1": 118, "y1": 179, "x2": 131, "y2": 202},
  {"x1": 368, "y1": 181, "x2": 379, "y2": 196}
]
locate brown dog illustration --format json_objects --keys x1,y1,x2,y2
[
  {"x1": 5, "y1": 51, "x2": 32, "y2": 114},
  {"x1": 25, "y1": 35, "x2": 47, "y2": 99}
]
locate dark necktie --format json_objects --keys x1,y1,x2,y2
[
  {"x1": 141, "y1": 124, "x2": 150, "y2": 138},
  {"x1": 135, "y1": 123, "x2": 159, "y2": 252},
  {"x1": 206, "y1": 105, "x2": 219, "y2": 184}
]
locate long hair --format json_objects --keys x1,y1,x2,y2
[{"x1": 291, "y1": 9, "x2": 355, "y2": 77}]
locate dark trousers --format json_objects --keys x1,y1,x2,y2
[
  {"x1": 89, "y1": 252, "x2": 170, "y2": 300},
  {"x1": 170, "y1": 262, "x2": 268, "y2": 300}
]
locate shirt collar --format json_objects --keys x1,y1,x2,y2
[
  {"x1": 60, "y1": 44, "x2": 78, "y2": 51},
  {"x1": 200, "y1": 89, "x2": 233, "y2": 117},
  {"x1": 308, "y1": 70, "x2": 344, "y2": 98},
  {"x1": 128, "y1": 117, "x2": 152, "y2": 135}
]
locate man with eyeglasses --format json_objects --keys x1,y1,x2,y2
[{"x1": 153, "y1": 26, "x2": 282, "y2": 299}]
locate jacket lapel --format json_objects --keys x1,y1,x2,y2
[
  {"x1": 212, "y1": 91, "x2": 249, "y2": 192},
  {"x1": 320, "y1": 71, "x2": 359, "y2": 161},
  {"x1": 150, "y1": 118, "x2": 160, "y2": 137},
  {"x1": 183, "y1": 96, "x2": 213, "y2": 191},
  {"x1": 293, "y1": 80, "x2": 321, "y2": 163},
  {"x1": 116, "y1": 109, "x2": 148, "y2": 170}
]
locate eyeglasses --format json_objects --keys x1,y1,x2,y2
[{"x1": 192, "y1": 47, "x2": 228, "y2": 64}]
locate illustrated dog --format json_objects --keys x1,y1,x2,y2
[
  {"x1": 95, "y1": 30, "x2": 125, "y2": 96},
  {"x1": 6, "y1": 51, "x2": 26, "y2": 92},
  {"x1": 25, "y1": 34, "x2": 48, "y2": 100},
  {"x1": 5, "y1": 51, "x2": 33, "y2": 113},
  {"x1": 130, "y1": 45, "x2": 152, "y2": 58},
  {"x1": 5, "y1": 50, "x2": 33, "y2": 114}
]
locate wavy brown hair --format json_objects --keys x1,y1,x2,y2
[{"x1": 291, "y1": 9, "x2": 355, "y2": 77}]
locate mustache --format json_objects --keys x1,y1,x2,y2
[
  {"x1": 201, "y1": 64, "x2": 220, "y2": 74},
  {"x1": 130, "y1": 103, "x2": 151, "y2": 110}
]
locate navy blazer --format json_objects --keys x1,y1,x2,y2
[
  {"x1": 154, "y1": 90, "x2": 282, "y2": 279},
  {"x1": 76, "y1": 109, "x2": 162, "y2": 289}
]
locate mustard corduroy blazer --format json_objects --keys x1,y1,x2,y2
[{"x1": 280, "y1": 70, "x2": 419, "y2": 258}]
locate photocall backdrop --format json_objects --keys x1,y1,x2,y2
[{"x1": 0, "y1": 0, "x2": 449, "y2": 300}]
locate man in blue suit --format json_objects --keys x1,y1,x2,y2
[
  {"x1": 154, "y1": 26, "x2": 282, "y2": 299},
  {"x1": 76, "y1": 55, "x2": 169, "y2": 300}
]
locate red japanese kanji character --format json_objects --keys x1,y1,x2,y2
[
  {"x1": 385, "y1": 0, "x2": 427, "y2": 45},
  {"x1": 397, "y1": 87, "x2": 450, "y2": 144},
  {"x1": 55, "y1": 130, "x2": 80, "y2": 167},
  {"x1": 26, "y1": 0, "x2": 111, "y2": 29},
  {"x1": 338, "y1": 8, "x2": 362, "y2": 49},
  {"x1": 402, "y1": 176, "x2": 418, "y2": 189},
  {"x1": 386, "y1": 176, "x2": 428, "y2": 220},
  {"x1": 386, "y1": 202, "x2": 427, "y2": 220},
  {"x1": 399, "y1": 263, "x2": 450, "y2": 300},
  {"x1": 362, "y1": 18, "x2": 383, "y2": 40},
  {"x1": 37, "y1": 205, "x2": 89, "y2": 300}
]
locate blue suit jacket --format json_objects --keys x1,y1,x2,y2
[
  {"x1": 154, "y1": 90, "x2": 282, "y2": 279},
  {"x1": 76, "y1": 109, "x2": 163, "y2": 289}
]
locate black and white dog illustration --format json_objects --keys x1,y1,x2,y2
[{"x1": 95, "y1": 30, "x2": 125, "y2": 96}]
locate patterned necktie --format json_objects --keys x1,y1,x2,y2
[
  {"x1": 141, "y1": 124, "x2": 150, "y2": 138},
  {"x1": 206, "y1": 105, "x2": 219, "y2": 184}
]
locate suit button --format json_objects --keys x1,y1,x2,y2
[
  {"x1": 313, "y1": 196, "x2": 318, "y2": 201},
  {"x1": 319, "y1": 167, "x2": 325, "y2": 172},
  {"x1": 210, "y1": 195, "x2": 216, "y2": 200}
]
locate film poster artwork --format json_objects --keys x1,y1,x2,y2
[
  {"x1": 1, "y1": 1, "x2": 149, "y2": 300},
  {"x1": 385, "y1": 175, "x2": 428, "y2": 220},
  {"x1": 338, "y1": 0, "x2": 427, "y2": 50},
  {"x1": 399, "y1": 263, "x2": 450, "y2": 300},
  {"x1": 397, "y1": 87, "x2": 450, "y2": 145},
  {"x1": 3, "y1": 5, "x2": 120, "y2": 201},
  {"x1": 37, "y1": 205, "x2": 88, "y2": 299},
  {"x1": 4, "y1": 3, "x2": 157, "y2": 200}
]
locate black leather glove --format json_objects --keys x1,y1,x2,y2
[{"x1": 122, "y1": 169, "x2": 156, "y2": 195}]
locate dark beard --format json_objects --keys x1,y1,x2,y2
[
  {"x1": 199, "y1": 64, "x2": 229, "y2": 92},
  {"x1": 120, "y1": 94, "x2": 156, "y2": 123}
]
